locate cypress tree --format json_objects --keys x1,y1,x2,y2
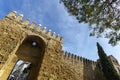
[{"x1": 97, "y1": 42, "x2": 120, "y2": 80}]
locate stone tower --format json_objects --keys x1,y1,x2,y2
[
  {"x1": 0, "y1": 11, "x2": 63, "y2": 80},
  {"x1": 108, "y1": 55, "x2": 120, "y2": 74},
  {"x1": 0, "y1": 11, "x2": 119, "y2": 80}
]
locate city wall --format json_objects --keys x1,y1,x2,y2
[
  {"x1": 62, "y1": 51, "x2": 106, "y2": 80},
  {"x1": 0, "y1": 11, "x2": 106, "y2": 80}
]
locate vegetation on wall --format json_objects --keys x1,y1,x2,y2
[
  {"x1": 97, "y1": 42, "x2": 120, "y2": 80},
  {"x1": 60, "y1": 0, "x2": 120, "y2": 46}
]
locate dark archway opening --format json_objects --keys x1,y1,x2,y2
[{"x1": 8, "y1": 35, "x2": 46, "y2": 80}]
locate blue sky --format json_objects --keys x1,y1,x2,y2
[{"x1": 0, "y1": 0, "x2": 120, "y2": 63}]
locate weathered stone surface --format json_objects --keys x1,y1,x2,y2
[{"x1": 0, "y1": 11, "x2": 119, "y2": 80}]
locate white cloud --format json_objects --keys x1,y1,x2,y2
[{"x1": 16, "y1": 0, "x2": 120, "y2": 63}]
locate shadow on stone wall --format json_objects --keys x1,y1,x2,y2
[
  {"x1": 83, "y1": 59, "x2": 95, "y2": 80},
  {"x1": 94, "y1": 63, "x2": 106, "y2": 80},
  {"x1": 83, "y1": 60, "x2": 106, "y2": 80}
]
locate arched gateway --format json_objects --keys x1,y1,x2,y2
[{"x1": 8, "y1": 35, "x2": 46, "y2": 80}]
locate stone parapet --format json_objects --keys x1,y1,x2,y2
[
  {"x1": 5, "y1": 11, "x2": 63, "y2": 43},
  {"x1": 63, "y1": 51, "x2": 97, "y2": 65}
]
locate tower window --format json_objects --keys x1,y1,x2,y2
[{"x1": 32, "y1": 41, "x2": 37, "y2": 47}]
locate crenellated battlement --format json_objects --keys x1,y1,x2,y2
[
  {"x1": 63, "y1": 51, "x2": 97, "y2": 65},
  {"x1": 5, "y1": 11, "x2": 63, "y2": 42},
  {"x1": 0, "y1": 10, "x2": 111, "y2": 80}
]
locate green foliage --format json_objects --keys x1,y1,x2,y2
[
  {"x1": 60, "y1": 0, "x2": 120, "y2": 46},
  {"x1": 97, "y1": 42, "x2": 120, "y2": 80}
]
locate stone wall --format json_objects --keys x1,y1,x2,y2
[
  {"x1": 0, "y1": 11, "x2": 107, "y2": 80},
  {"x1": 108, "y1": 55, "x2": 120, "y2": 75},
  {"x1": 62, "y1": 51, "x2": 106, "y2": 80},
  {"x1": 0, "y1": 16, "x2": 25, "y2": 69}
]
